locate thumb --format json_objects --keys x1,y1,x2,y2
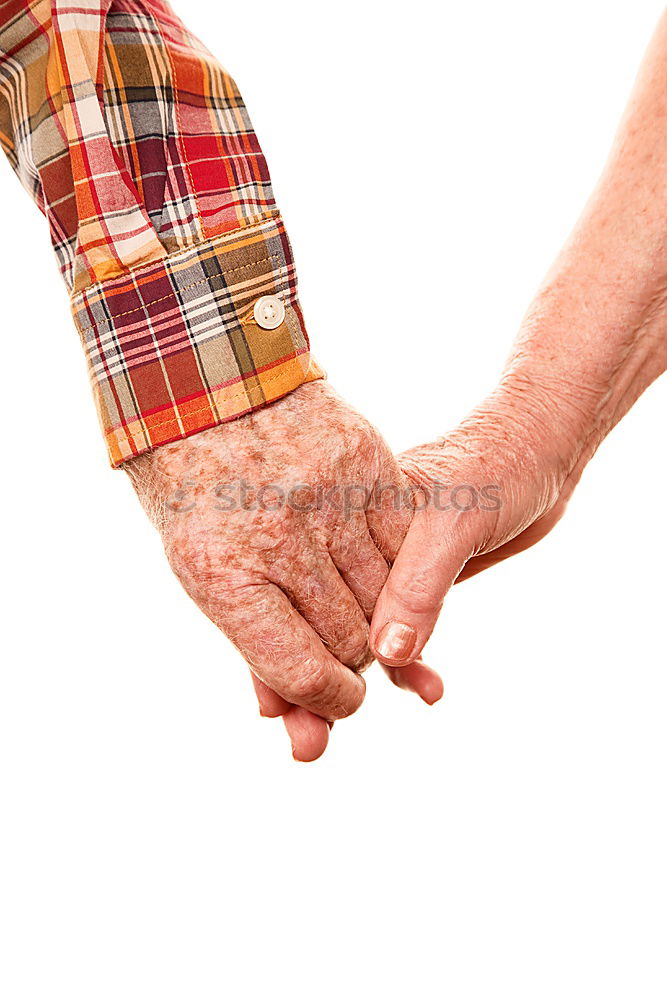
[{"x1": 370, "y1": 501, "x2": 475, "y2": 666}]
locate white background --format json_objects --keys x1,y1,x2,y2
[{"x1": 1, "y1": 1, "x2": 666, "y2": 997}]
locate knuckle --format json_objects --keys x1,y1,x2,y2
[
  {"x1": 389, "y1": 567, "x2": 442, "y2": 617},
  {"x1": 167, "y1": 539, "x2": 208, "y2": 594},
  {"x1": 289, "y1": 657, "x2": 332, "y2": 704},
  {"x1": 166, "y1": 526, "x2": 209, "y2": 573},
  {"x1": 332, "y1": 674, "x2": 366, "y2": 719},
  {"x1": 166, "y1": 528, "x2": 255, "y2": 606}
]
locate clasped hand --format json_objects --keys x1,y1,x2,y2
[{"x1": 126, "y1": 374, "x2": 576, "y2": 762}]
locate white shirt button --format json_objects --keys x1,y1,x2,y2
[{"x1": 253, "y1": 295, "x2": 285, "y2": 330}]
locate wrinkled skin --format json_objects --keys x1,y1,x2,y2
[
  {"x1": 126, "y1": 381, "x2": 443, "y2": 761},
  {"x1": 370, "y1": 376, "x2": 584, "y2": 668}
]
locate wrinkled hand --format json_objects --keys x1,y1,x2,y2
[
  {"x1": 371, "y1": 377, "x2": 586, "y2": 668},
  {"x1": 126, "y1": 382, "x2": 442, "y2": 761}
]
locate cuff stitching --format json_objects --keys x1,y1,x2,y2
[
  {"x1": 74, "y1": 253, "x2": 284, "y2": 334},
  {"x1": 70, "y1": 212, "x2": 282, "y2": 305}
]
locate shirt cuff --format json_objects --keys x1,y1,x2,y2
[{"x1": 70, "y1": 216, "x2": 325, "y2": 467}]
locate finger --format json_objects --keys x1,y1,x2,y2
[
  {"x1": 251, "y1": 674, "x2": 290, "y2": 717},
  {"x1": 380, "y1": 660, "x2": 444, "y2": 705},
  {"x1": 218, "y1": 581, "x2": 366, "y2": 721},
  {"x1": 370, "y1": 502, "x2": 476, "y2": 667},
  {"x1": 365, "y1": 477, "x2": 413, "y2": 564},
  {"x1": 327, "y1": 514, "x2": 390, "y2": 620},
  {"x1": 270, "y1": 550, "x2": 372, "y2": 671},
  {"x1": 283, "y1": 706, "x2": 331, "y2": 762},
  {"x1": 329, "y1": 513, "x2": 445, "y2": 701},
  {"x1": 252, "y1": 673, "x2": 331, "y2": 761}
]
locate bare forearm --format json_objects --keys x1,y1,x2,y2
[
  {"x1": 503, "y1": 10, "x2": 667, "y2": 470},
  {"x1": 370, "y1": 16, "x2": 667, "y2": 668}
]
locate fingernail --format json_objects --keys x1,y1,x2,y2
[{"x1": 375, "y1": 621, "x2": 417, "y2": 663}]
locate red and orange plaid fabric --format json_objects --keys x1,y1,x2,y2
[{"x1": 0, "y1": 0, "x2": 323, "y2": 465}]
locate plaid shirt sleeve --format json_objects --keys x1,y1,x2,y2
[{"x1": 0, "y1": 0, "x2": 324, "y2": 466}]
